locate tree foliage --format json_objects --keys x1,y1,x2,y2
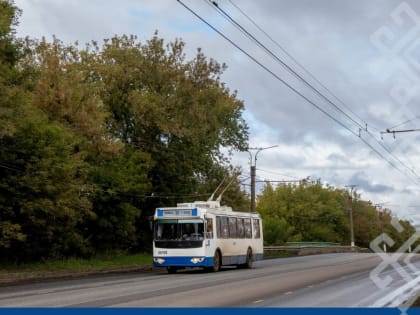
[
  {"x1": 257, "y1": 182, "x2": 416, "y2": 251},
  {"x1": 0, "y1": 2, "x2": 249, "y2": 261}
]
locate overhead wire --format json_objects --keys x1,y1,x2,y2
[
  {"x1": 177, "y1": 0, "x2": 420, "y2": 185},
  {"x1": 226, "y1": 0, "x2": 382, "y2": 133},
  {"x1": 208, "y1": 0, "x2": 366, "y2": 132},
  {"x1": 209, "y1": 0, "x2": 420, "y2": 183},
  {"x1": 387, "y1": 115, "x2": 420, "y2": 130},
  {"x1": 177, "y1": 0, "x2": 358, "y2": 136},
  {"x1": 256, "y1": 168, "x2": 302, "y2": 180}
]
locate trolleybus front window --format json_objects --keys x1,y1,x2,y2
[{"x1": 155, "y1": 219, "x2": 204, "y2": 247}]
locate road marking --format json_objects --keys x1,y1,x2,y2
[
  {"x1": 285, "y1": 291, "x2": 293, "y2": 295},
  {"x1": 253, "y1": 300, "x2": 264, "y2": 304}
]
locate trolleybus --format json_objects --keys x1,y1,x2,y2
[{"x1": 153, "y1": 200, "x2": 263, "y2": 273}]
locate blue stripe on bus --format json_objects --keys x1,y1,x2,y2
[
  {"x1": 153, "y1": 256, "x2": 213, "y2": 267},
  {"x1": 153, "y1": 253, "x2": 263, "y2": 268}
]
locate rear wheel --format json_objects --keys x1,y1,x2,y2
[{"x1": 239, "y1": 248, "x2": 253, "y2": 269}]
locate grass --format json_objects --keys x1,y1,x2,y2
[
  {"x1": 0, "y1": 253, "x2": 153, "y2": 282},
  {"x1": 263, "y1": 250, "x2": 299, "y2": 259}
]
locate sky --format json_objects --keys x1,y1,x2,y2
[{"x1": 12, "y1": 0, "x2": 420, "y2": 226}]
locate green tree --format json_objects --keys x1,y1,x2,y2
[
  {"x1": 0, "y1": 117, "x2": 94, "y2": 261},
  {"x1": 0, "y1": 0, "x2": 24, "y2": 137},
  {"x1": 89, "y1": 148, "x2": 152, "y2": 252},
  {"x1": 257, "y1": 182, "x2": 349, "y2": 244},
  {"x1": 263, "y1": 216, "x2": 294, "y2": 246},
  {"x1": 0, "y1": 2, "x2": 250, "y2": 260},
  {"x1": 96, "y1": 34, "x2": 248, "y2": 209}
]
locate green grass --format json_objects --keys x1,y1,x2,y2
[
  {"x1": 263, "y1": 250, "x2": 298, "y2": 259},
  {"x1": 0, "y1": 253, "x2": 153, "y2": 279}
]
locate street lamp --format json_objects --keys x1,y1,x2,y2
[{"x1": 248, "y1": 145, "x2": 278, "y2": 212}]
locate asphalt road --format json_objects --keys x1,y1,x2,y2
[{"x1": 0, "y1": 253, "x2": 418, "y2": 307}]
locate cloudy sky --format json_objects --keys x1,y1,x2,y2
[{"x1": 13, "y1": 0, "x2": 420, "y2": 224}]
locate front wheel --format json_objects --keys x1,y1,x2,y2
[{"x1": 209, "y1": 250, "x2": 221, "y2": 272}]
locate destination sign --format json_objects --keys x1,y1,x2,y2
[{"x1": 157, "y1": 208, "x2": 198, "y2": 217}]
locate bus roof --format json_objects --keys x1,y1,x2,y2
[{"x1": 154, "y1": 200, "x2": 260, "y2": 219}]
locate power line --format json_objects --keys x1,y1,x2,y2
[
  {"x1": 224, "y1": 0, "x2": 374, "y2": 132},
  {"x1": 209, "y1": 0, "x2": 420, "y2": 184},
  {"x1": 177, "y1": 0, "x2": 420, "y2": 186},
  {"x1": 207, "y1": 0, "x2": 366, "y2": 132},
  {"x1": 387, "y1": 115, "x2": 420, "y2": 130},
  {"x1": 178, "y1": 0, "x2": 358, "y2": 136},
  {"x1": 256, "y1": 168, "x2": 302, "y2": 179}
]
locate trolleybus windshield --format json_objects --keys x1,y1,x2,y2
[{"x1": 155, "y1": 219, "x2": 204, "y2": 241}]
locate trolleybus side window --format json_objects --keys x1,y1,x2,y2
[
  {"x1": 216, "y1": 216, "x2": 221, "y2": 238},
  {"x1": 216, "y1": 216, "x2": 229, "y2": 239},
  {"x1": 253, "y1": 218, "x2": 261, "y2": 239},
  {"x1": 221, "y1": 216, "x2": 229, "y2": 238},
  {"x1": 237, "y1": 218, "x2": 245, "y2": 238},
  {"x1": 244, "y1": 218, "x2": 252, "y2": 238},
  {"x1": 228, "y1": 217, "x2": 237, "y2": 238}
]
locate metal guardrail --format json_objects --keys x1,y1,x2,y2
[
  {"x1": 263, "y1": 245, "x2": 369, "y2": 255},
  {"x1": 264, "y1": 245, "x2": 352, "y2": 251},
  {"x1": 285, "y1": 242, "x2": 341, "y2": 247}
]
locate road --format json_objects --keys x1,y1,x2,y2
[{"x1": 0, "y1": 253, "x2": 419, "y2": 307}]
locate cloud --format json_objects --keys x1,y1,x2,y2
[{"x1": 349, "y1": 172, "x2": 395, "y2": 194}]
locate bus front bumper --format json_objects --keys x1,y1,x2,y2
[{"x1": 153, "y1": 256, "x2": 213, "y2": 267}]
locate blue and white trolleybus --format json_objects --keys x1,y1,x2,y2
[{"x1": 153, "y1": 200, "x2": 263, "y2": 273}]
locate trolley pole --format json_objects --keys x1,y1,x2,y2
[{"x1": 248, "y1": 145, "x2": 278, "y2": 212}]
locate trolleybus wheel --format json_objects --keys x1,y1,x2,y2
[
  {"x1": 238, "y1": 248, "x2": 253, "y2": 269},
  {"x1": 245, "y1": 248, "x2": 253, "y2": 269},
  {"x1": 211, "y1": 250, "x2": 221, "y2": 272}
]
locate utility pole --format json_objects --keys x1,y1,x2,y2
[
  {"x1": 375, "y1": 203, "x2": 387, "y2": 253},
  {"x1": 248, "y1": 145, "x2": 278, "y2": 212},
  {"x1": 346, "y1": 185, "x2": 357, "y2": 247}
]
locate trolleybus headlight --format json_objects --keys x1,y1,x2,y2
[
  {"x1": 190, "y1": 257, "x2": 204, "y2": 264},
  {"x1": 154, "y1": 258, "x2": 165, "y2": 264}
]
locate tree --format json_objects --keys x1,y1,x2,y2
[
  {"x1": 263, "y1": 216, "x2": 294, "y2": 246},
  {"x1": 258, "y1": 182, "x2": 350, "y2": 245},
  {"x1": 88, "y1": 148, "x2": 152, "y2": 252},
  {"x1": 0, "y1": 2, "x2": 250, "y2": 260},
  {"x1": 96, "y1": 34, "x2": 248, "y2": 210},
  {"x1": 0, "y1": 117, "x2": 94, "y2": 260}
]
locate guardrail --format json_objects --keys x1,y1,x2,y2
[{"x1": 264, "y1": 245, "x2": 370, "y2": 256}]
